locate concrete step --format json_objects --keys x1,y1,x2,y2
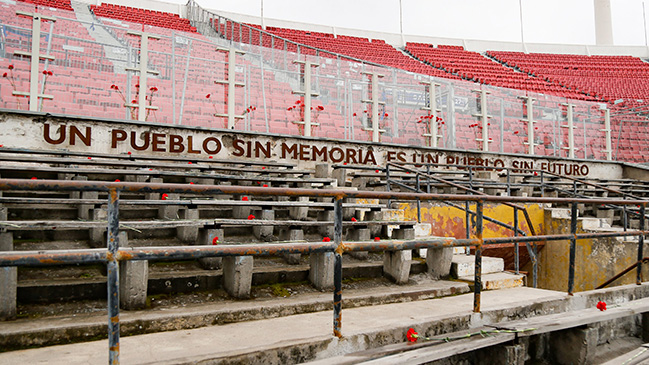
[
  {"x1": 458, "y1": 271, "x2": 526, "y2": 290},
  {"x1": 1, "y1": 276, "x2": 469, "y2": 351},
  {"x1": 451, "y1": 254, "x2": 504, "y2": 277}
]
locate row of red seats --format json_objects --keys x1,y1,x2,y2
[
  {"x1": 90, "y1": 4, "x2": 197, "y2": 33},
  {"x1": 17, "y1": 0, "x2": 72, "y2": 11}
]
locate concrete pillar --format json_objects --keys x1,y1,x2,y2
[
  {"x1": 594, "y1": 0, "x2": 614, "y2": 45},
  {"x1": 317, "y1": 210, "x2": 335, "y2": 237},
  {"x1": 394, "y1": 227, "x2": 415, "y2": 240},
  {"x1": 383, "y1": 250, "x2": 411, "y2": 284},
  {"x1": 366, "y1": 210, "x2": 383, "y2": 237},
  {"x1": 332, "y1": 167, "x2": 347, "y2": 187},
  {"x1": 289, "y1": 197, "x2": 309, "y2": 220},
  {"x1": 232, "y1": 198, "x2": 251, "y2": 219},
  {"x1": 349, "y1": 227, "x2": 370, "y2": 260},
  {"x1": 478, "y1": 343, "x2": 526, "y2": 365},
  {"x1": 177, "y1": 208, "x2": 199, "y2": 242},
  {"x1": 89, "y1": 207, "x2": 107, "y2": 248},
  {"x1": 280, "y1": 228, "x2": 303, "y2": 264},
  {"x1": 426, "y1": 247, "x2": 453, "y2": 279},
  {"x1": 145, "y1": 177, "x2": 162, "y2": 200},
  {"x1": 309, "y1": 252, "x2": 334, "y2": 290},
  {"x1": 197, "y1": 228, "x2": 223, "y2": 270},
  {"x1": 550, "y1": 327, "x2": 597, "y2": 364},
  {"x1": 252, "y1": 209, "x2": 274, "y2": 240},
  {"x1": 0, "y1": 229, "x2": 16, "y2": 320},
  {"x1": 158, "y1": 193, "x2": 180, "y2": 219},
  {"x1": 223, "y1": 256, "x2": 253, "y2": 299},
  {"x1": 119, "y1": 231, "x2": 148, "y2": 310},
  {"x1": 642, "y1": 312, "x2": 649, "y2": 342}
]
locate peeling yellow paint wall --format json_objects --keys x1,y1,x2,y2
[{"x1": 398, "y1": 201, "x2": 646, "y2": 292}]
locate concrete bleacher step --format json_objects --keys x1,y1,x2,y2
[
  {"x1": 451, "y1": 254, "x2": 504, "y2": 277},
  {"x1": 458, "y1": 272, "x2": 526, "y2": 290}
]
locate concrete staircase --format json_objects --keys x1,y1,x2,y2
[{"x1": 452, "y1": 254, "x2": 526, "y2": 290}]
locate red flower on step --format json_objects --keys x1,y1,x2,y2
[
  {"x1": 262, "y1": 167, "x2": 266, "y2": 169},
  {"x1": 31, "y1": 177, "x2": 37, "y2": 180},
  {"x1": 322, "y1": 237, "x2": 331, "y2": 242},
  {"x1": 149, "y1": 86, "x2": 158, "y2": 92},
  {"x1": 353, "y1": 113, "x2": 357, "y2": 117},
  {"x1": 374, "y1": 237, "x2": 380, "y2": 241},
  {"x1": 8, "y1": 64, "x2": 14, "y2": 70},
  {"x1": 406, "y1": 328, "x2": 419, "y2": 342},
  {"x1": 127, "y1": 151, "x2": 132, "y2": 155},
  {"x1": 375, "y1": 170, "x2": 379, "y2": 173},
  {"x1": 208, "y1": 156, "x2": 213, "y2": 159},
  {"x1": 262, "y1": 184, "x2": 268, "y2": 187},
  {"x1": 161, "y1": 193, "x2": 168, "y2": 200},
  {"x1": 351, "y1": 217, "x2": 357, "y2": 222},
  {"x1": 188, "y1": 161, "x2": 192, "y2": 164},
  {"x1": 206, "y1": 93, "x2": 211, "y2": 99},
  {"x1": 115, "y1": 179, "x2": 120, "y2": 182},
  {"x1": 533, "y1": 171, "x2": 538, "y2": 176},
  {"x1": 87, "y1": 157, "x2": 92, "y2": 160},
  {"x1": 384, "y1": 113, "x2": 388, "y2": 117},
  {"x1": 247, "y1": 214, "x2": 255, "y2": 220},
  {"x1": 596, "y1": 301, "x2": 607, "y2": 311},
  {"x1": 212, "y1": 236, "x2": 219, "y2": 245},
  {"x1": 317, "y1": 105, "x2": 324, "y2": 111},
  {"x1": 514, "y1": 131, "x2": 519, "y2": 135},
  {"x1": 242, "y1": 196, "x2": 249, "y2": 201},
  {"x1": 3, "y1": 72, "x2": 7, "y2": 78},
  {"x1": 189, "y1": 182, "x2": 194, "y2": 185}
]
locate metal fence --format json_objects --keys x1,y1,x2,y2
[
  {"x1": 0, "y1": 1, "x2": 623, "y2": 160},
  {"x1": 0, "y1": 178, "x2": 647, "y2": 364}
]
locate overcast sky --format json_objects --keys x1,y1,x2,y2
[{"x1": 169, "y1": 0, "x2": 649, "y2": 46}]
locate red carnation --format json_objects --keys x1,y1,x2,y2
[
  {"x1": 8, "y1": 64, "x2": 14, "y2": 70},
  {"x1": 47, "y1": 70, "x2": 53, "y2": 76},
  {"x1": 135, "y1": 84, "x2": 140, "y2": 88},
  {"x1": 31, "y1": 177, "x2": 37, "y2": 180},
  {"x1": 42, "y1": 70, "x2": 48, "y2": 75},
  {"x1": 351, "y1": 217, "x2": 357, "y2": 222},
  {"x1": 322, "y1": 237, "x2": 331, "y2": 242},
  {"x1": 212, "y1": 236, "x2": 219, "y2": 245},
  {"x1": 242, "y1": 196, "x2": 249, "y2": 201},
  {"x1": 374, "y1": 237, "x2": 380, "y2": 241},
  {"x1": 262, "y1": 184, "x2": 268, "y2": 187},
  {"x1": 115, "y1": 179, "x2": 120, "y2": 182},
  {"x1": 317, "y1": 105, "x2": 324, "y2": 111},
  {"x1": 262, "y1": 167, "x2": 266, "y2": 169},
  {"x1": 514, "y1": 131, "x2": 519, "y2": 134},
  {"x1": 188, "y1": 161, "x2": 192, "y2": 164},
  {"x1": 353, "y1": 113, "x2": 357, "y2": 117},
  {"x1": 87, "y1": 157, "x2": 92, "y2": 160},
  {"x1": 131, "y1": 99, "x2": 137, "y2": 104},
  {"x1": 247, "y1": 214, "x2": 255, "y2": 220},
  {"x1": 161, "y1": 193, "x2": 169, "y2": 200},
  {"x1": 375, "y1": 170, "x2": 379, "y2": 173},
  {"x1": 149, "y1": 86, "x2": 158, "y2": 92},
  {"x1": 384, "y1": 113, "x2": 388, "y2": 117},
  {"x1": 533, "y1": 171, "x2": 538, "y2": 176},
  {"x1": 189, "y1": 182, "x2": 194, "y2": 185},
  {"x1": 206, "y1": 93, "x2": 211, "y2": 99},
  {"x1": 406, "y1": 328, "x2": 418, "y2": 342},
  {"x1": 127, "y1": 151, "x2": 132, "y2": 155},
  {"x1": 596, "y1": 301, "x2": 607, "y2": 311},
  {"x1": 2, "y1": 73, "x2": 6, "y2": 78},
  {"x1": 208, "y1": 156, "x2": 213, "y2": 159}
]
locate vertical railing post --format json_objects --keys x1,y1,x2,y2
[
  {"x1": 107, "y1": 189, "x2": 120, "y2": 364},
  {"x1": 332, "y1": 197, "x2": 343, "y2": 338},
  {"x1": 415, "y1": 173, "x2": 421, "y2": 223},
  {"x1": 514, "y1": 207, "x2": 519, "y2": 274},
  {"x1": 602, "y1": 107, "x2": 612, "y2": 161},
  {"x1": 568, "y1": 202, "x2": 578, "y2": 295},
  {"x1": 474, "y1": 200, "x2": 483, "y2": 313},
  {"x1": 638, "y1": 204, "x2": 645, "y2": 285}
]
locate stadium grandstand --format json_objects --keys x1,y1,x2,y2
[{"x1": 2, "y1": 0, "x2": 649, "y2": 363}]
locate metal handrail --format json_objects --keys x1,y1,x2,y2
[
  {"x1": 0, "y1": 178, "x2": 647, "y2": 364},
  {"x1": 596, "y1": 257, "x2": 649, "y2": 289}
]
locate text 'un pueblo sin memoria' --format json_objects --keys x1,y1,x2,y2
[{"x1": 42, "y1": 124, "x2": 590, "y2": 176}]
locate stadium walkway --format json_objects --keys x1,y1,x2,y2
[{"x1": 0, "y1": 286, "x2": 569, "y2": 364}]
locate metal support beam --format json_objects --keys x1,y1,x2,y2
[
  {"x1": 568, "y1": 202, "x2": 578, "y2": 295},
  {"x1": 474, "y1": 200, "x2": 483, "y2": 313},
  {"x1": 107, "y1": 189, "x2": 120, "y2": 364},
  {"x1": 14, "y1": 10, "x2": 56, "y2": 112},
  {"x1": 561, "y1": 103, "x2": 576, "y2": 158},
  {"x1": 472, "y1": 89, "x2": 492, "y2": 152},
  {"x1": 215, "y1": 47, "x2": 246, "y2": 129},
  {"x1": 420, "y1": 80, "x2": 442, "y2": 147},
  {"x1": 292, "y1": 60, "x2": 320, "y2": 137},
  {"x1": 124, "y1": 31, "x2": 160, "y2": 122},
  {"x1": 333, "y1": 197, "x2": 343, "y2": 338},
  {"x1": 601, "y1": 106, "x2": 613, "y2": 161},
  {"x1": 519, "y1": 96, "x2": 536, "y2": 155},
  {"x1": 361, "y1": 71, "x2": 385, "y2": 142},
  {"x1": 638, "y1": 205, "x2": 645, "y2": 285}
]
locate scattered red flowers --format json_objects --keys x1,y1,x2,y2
[
  {"x1": 110, "y1": 84, "x2": 119, "y2": 90},
  {"x1": 189, "y1": 182, "x2": 194, "y2": 185},
  {"x1": 42, "y1": 70, "x2": 53, "y2": 76},
  {"x1": 384, "y1": 113, "x2": 388, "y2": 117},
  {"x1": 374, "y1": 237, "x2": 380, "y2": 241},
  {"x1": 149, "y1": 86, "x2": 158, "y2": 92},
  {"x1": 31, "y1": 177, "x2": 37, "y2": 180},
  {"x1": 262, "y1": 184, "x2": 268, "y2": 187},
  {"x1": 188, "y1": 161, "x2": 192, "y2": 164},
  {"x1": 322, "y1": 237, "x2": 331, "y2": 242},
  {"x1": 351, "y1": 217, "x2": 357, "y2": 222},
  {"x1": 212, "y1": 236, "x2": 219, "y2": 245},
  {"x1": 205, "y1": 93, "x2": 211, "y2": 99},
  {"x1": 514, "y1": 131, "x2": 519, "y2": 135},
  {"x1": 242, "y1": 196, "x2": 249, "y2": 201},
  {"x1": 208, "y1": 156, "x2": 213, "y2": 159},
  {"x1": 375, "y1": 170, "x2": 379, "y2": 173},
  {"x1": 406, "y1": 328, "x2": 419, "y2": 342},
  {"x1": 115, "y1": 179, "x2": 120, "y2": 182},
  {"x1": 533, "y1": 171, "x2": 538, "y2": 176},
  {"x1": 8, "y1": 64, "x2": 14, "y2": 70},
  {"x1": 2, "y1": 72, "x2": 7, "y2": 78},
  {"x1": 161, "y1": 193, "x2": 169, "y2": 200},
  {"x1": 317, "y1": 105, "x2": 324, "y2": 111},
  {"x1": 353, "y1": 113, "x2": 357, "y2": 117},
  {"x1": 596, "y1": 301, "x2": 607, "y2": 311},
  {"x1": 87, "y1": 157, "x2": 92, "y2": 160},
  {"x1": 261, "y1": 167, "x2": 266, "y2": 170},
  {"x1": 247, "y1": 214, "x2": 255, "y2": 220},
  {"x1": 127, "y1": 151, "x2": 132, "y2": 155}
]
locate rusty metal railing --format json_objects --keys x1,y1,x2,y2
[{"x1": 0, "y1": 178, "x2": 647, "y2": 364}]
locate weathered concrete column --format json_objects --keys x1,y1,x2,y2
[
  {"x1": 72, "y1": 176, "x2": 98, "y2": 220},
  {"x1": 252, "y1": 209, "x2": 274, "y2": 240},
  {"x1": 289, "y1": 197, "x2": 309, "y2": 220},
  {"x1": 232, "y1": 197, "x2": 251, "y2": 219},
  {"x1": 426, "y1": 246, "x2": 453, "y2": 279},
  {"x1": 177, "y1": 208, "x2": 199, "y2": 242},
  {"x1": 317, "y1": 210, "x2": 335, "y2": 237},
  {"x1": 309, "y1": 252, "x2": 334, "y2": 290},
  {"x1": 549, "y1": 327, "x2": 597, "y2": 364},
  {"x1": 0, "y1": 206, "x2": 16, "y2": 320},
  {"x1": 349, "y1": 227, "x2": 370, "y2": 260},
  {"x1": 223, "y1": 256, "x2": 253, "y2": 299},
  {"x1": 88, "y1": 207, "x2": 107, "y2": 248},
  {"x1": 366, "y1": 210, "x2": 383, "y2": 237},
  {"x1": 197, "y1": 228, "x2": 223, "y2": 270},
  {"x1": 332, "y1": 167, "x2": 347, "y2": 187},
  {"x1": 383, "y1": 249, "x2": 412, "y2": 284},
  {"x1": 119, "y1": 231, "x2": 148, "y2": 310},
  {"x1": 481, "y1": 343, "x2": 526, "y2": 365},
  {"x1": 280, "y1": 228, "x2": 303, "y2": 264}
]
